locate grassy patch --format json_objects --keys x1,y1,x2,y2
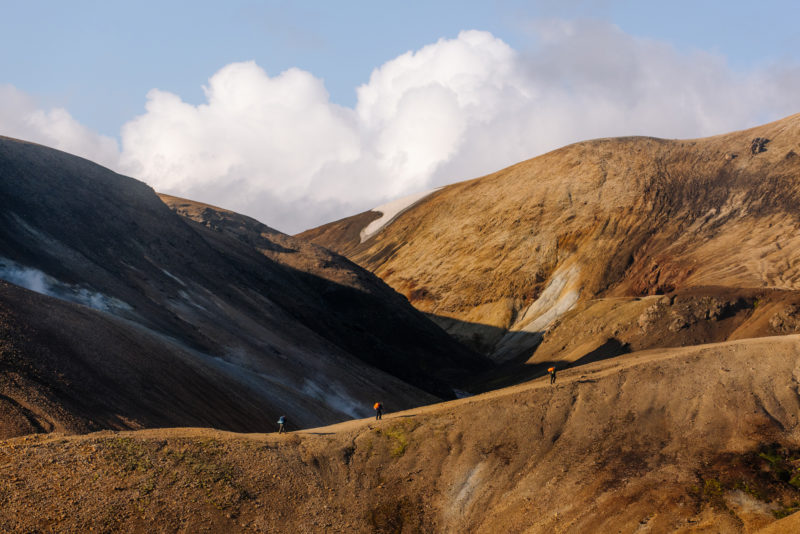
[
  {"x1": 166, "y1": 441, "x2": 232, "y2": 486},
  {"x1": 734, "y1": 480, "x2": 766, "y2": 501},
  {"x1": 384, "y1": 427, "x2": 409, "y2": 457},
  {"x1": 376, "y1": 420, "x2": 419, "y2": 458},
  {"x1": 704, "y1": 478, "x2": 723, "y2": 497},
  {"x1": 103, "y1": 438, "x2": 154, "y2": 473},
  {"x1": 757, "y1": 445, "x2": 799, "y2": 483},
  {"x1": 688, "y1": 477, "x2": 728, "y2": 512},
  {"x1": 689, "y1": 443, "x2": 800, "y2": 518},
  {"x1": 773, "y1": 502, "x2": 800, "y2": 519},
  {"x1": 163, "y1": 439, "x2": 251, "y2": 507},
  {"x1": 102, "y1": 437, "x2": 251, "y2": 509}
]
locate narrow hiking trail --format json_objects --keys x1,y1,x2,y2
[
  {"x1": 3, "y1": 335, "x2": 800, "y2": 532},
  {"x1": 12, "y1": 333, "x2": 748, "y2": 447}
]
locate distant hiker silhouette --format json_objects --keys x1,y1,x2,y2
[
  {"x1": 548, "y1": 366, "x2": 557, "y2": 385},
  {"x1": 374, "y1": 402, "x2": 383, "y2": 420},
  {"x1": 277, "y1": 415, "x2": 286, "y2": 434}
]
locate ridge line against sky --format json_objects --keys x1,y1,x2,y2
[{"x1": 2, "y1": 1, "x2": 800, "y2": 233}]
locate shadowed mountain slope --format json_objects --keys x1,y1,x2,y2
[
  {"x1": 300, "y1": 113, "x2": 800, "y2": 370},
  {"x1": 2, "y1": 335, "x2": 800, "y2": 532},
  {"x1": 0, "y1": 280, "x2": 283, "y2": 437},
  {"x1": 157, "y1": 193, "x2": 488, "y2": 392},
  {"x1": 0, "y1": 136, "x2": 487, "y2": 438}
]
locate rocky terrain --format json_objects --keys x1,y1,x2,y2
[
  {"x1": 4, "y1": 114, "x2": 800, "y2": 532},
  {"x1": 0, "y1": 136, "x2": 487, "y2": 439},
  {"x1": 300, "y1": 113, "x2": 800, "y2": 377},
  {"x1": 2, "y1": 335, "x2": 800, "y2": 533}
]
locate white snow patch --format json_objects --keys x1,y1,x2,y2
[
  {"x1": 492, "y1": 264, "x2": 582, "y2": 362},
  {"x1": 359, "y1": 188, "x2": 438, "y2": 243},
  {"x1": 0, "y1": 256, "x2": 132, "y2": 314},
  {"x1": 515, "y1": 264, "x2": 581, "y2": 334}
]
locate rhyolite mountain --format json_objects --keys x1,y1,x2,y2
[
  {"x1": 300, "y1": 113, "x2": 800, "y2": 385},
  {"x1": 0, "y1": 136, "x2": 488, "y2": 439},
  {"x1": 5, "y1": 116, "x2": 800, "y2": 533}
]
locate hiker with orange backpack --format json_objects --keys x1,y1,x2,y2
[
  {"x1": 374, "y1": 402, "x2": 383, "y2": 420},
  {"x1": 548, "y1": 366, "x2": 557, "y2": 385}
]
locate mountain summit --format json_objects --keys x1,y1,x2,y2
[{"x1": 301, "y1": 113, "x2": 800, "y2": 380}]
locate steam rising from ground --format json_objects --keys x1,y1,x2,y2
[
  {"x1": 301, "y1": 379, "x2": 366, "y2": 419},
  {"x1": 3, "y1": 23, "x2": 800, "y2": 233},
  {"x1": 0, "y1": 257, "x2": 130, "y2": 313}
]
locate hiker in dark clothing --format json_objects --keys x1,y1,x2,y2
[
  {"x1": 548, "y1": 366, "x2": 557, "y2": 385},
  {"x1": 277, "y1": 415, "x2": 286, "y2": 434},
  {"x1": 374, "y1": 402, "x2": 383, "y2": 420}
]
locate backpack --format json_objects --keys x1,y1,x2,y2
[
  {"x1": 277, "y1": 416, "x2": 285, "y2": 425},
  {"x1": 374, "y1": 402, "x2": 382, "y2": 410}
]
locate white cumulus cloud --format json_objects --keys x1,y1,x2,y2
[
  {"x1": 0, "y1": 84, "x2": 120, "y2": 169},
  {"x1": 117, "y1": 25, "x2": 800, "y2": 233},
  {"x1": 4, "y1": 24, "x2": 800, "y2": 235},
  {"x1": 120, "y1": 63, "x2": 360, "y2": 197}
]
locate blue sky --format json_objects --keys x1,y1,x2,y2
[
  {"x1": 2, "y1": 1, "x2": 799, "y2": 232},
  {"x1": 4, "y1": 0, "x2": 799, "y2": 137}
]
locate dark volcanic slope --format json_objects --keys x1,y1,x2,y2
[
  {"x1": 0, "y1": 136, "x2": 486, "y2": 439},
  {"x1": 0, "y1": 280, "x2": 280, "y2": 437},
  {"x1": 157, "y1": 194, "x2": 488, "y2": 393},
  {"x1": 300, "y1": 114, "x2": 800, "y2": 368}
]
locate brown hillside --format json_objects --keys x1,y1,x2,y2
[
  {"x1": 300, "y1": 114, "x2": 800, "y2": 367},
  {"x1": 2, "y1": 335, "x2": 800, "y2": 533}
]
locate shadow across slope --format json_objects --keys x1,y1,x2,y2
[
  {"x1": 0, "y1": 136, "x2": 488, "y2": 437},
  {"x1": 158, "y1": 193, "x2": 491, "y2": 395},
  {"x1": 425, "y1": 285, "x2": 800, "y2": 391}
]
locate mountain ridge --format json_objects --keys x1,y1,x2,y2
[
  {"x1": 3, "y1": 334, "x2": 800, "y2": 532},
  {"x1": 300, "y1": 113, "x2": 800, "y2": 371},
  {"x1": 0, "y1": 135, "x2": 486, "y2": 438}
]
